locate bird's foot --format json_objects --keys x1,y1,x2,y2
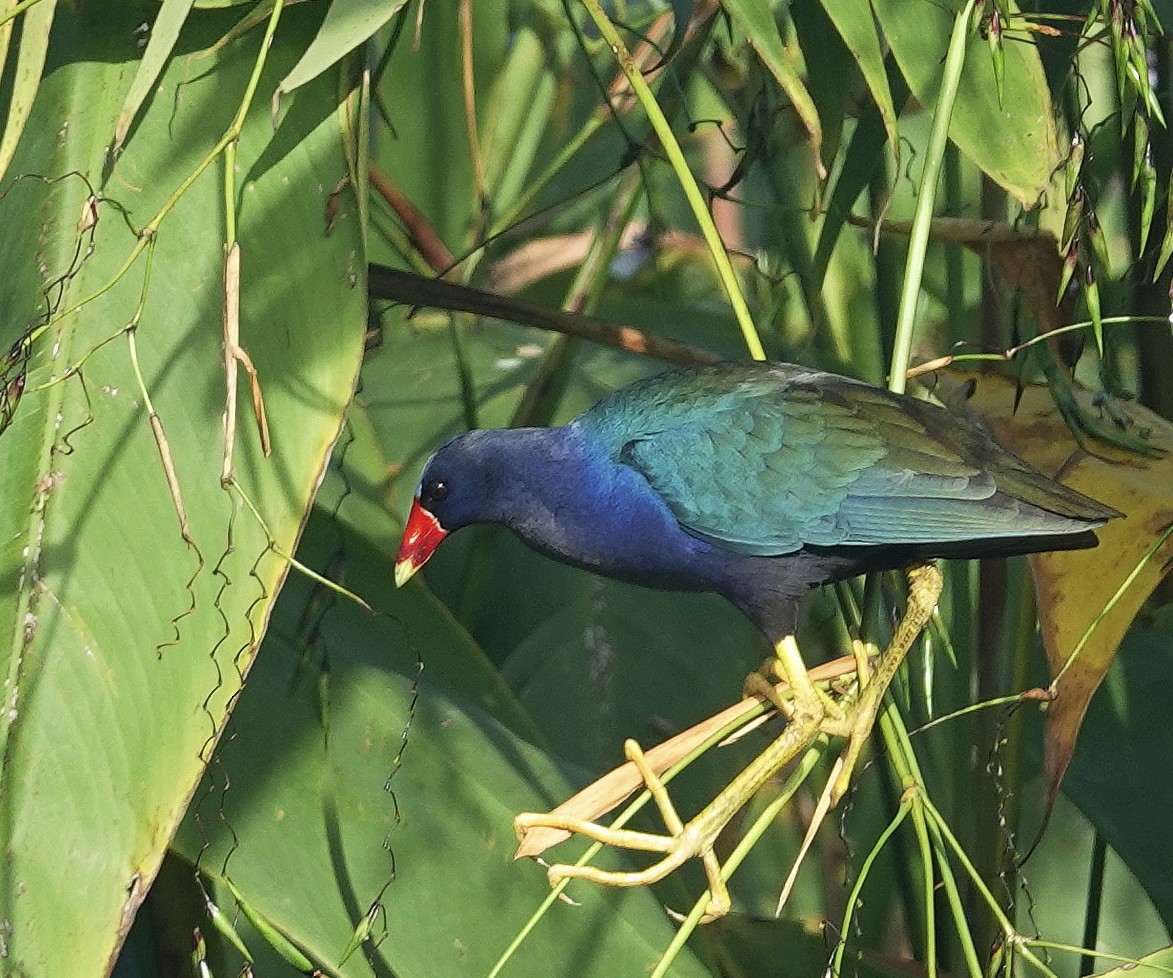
[
  {"x1": 514, "y1": 700, "x2": 826, "y2": 922},
  {"x1": 749, "y1": 635, "x2": 847, "y2": 726}
]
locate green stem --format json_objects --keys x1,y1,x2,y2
[
  {"x1": 649, "y1": 747, "x2": 824, "y2": 978},
  {"x1": 1079, "y1": 832, "x2": 1107, "y2": 976},
  {"x1": 879, "y1": 698, "x2": 984, "y2": 978},
  {"x1": 919, "y1": 792, "x2": 1062, "y2": 978},
  {"x1": 0, "y1": 0, "x2": 42, "y2": 29},
  {"x1": 831, "y1": 799, "x2": 913, "y2": 978},
  {"x1": 889, "y1": 0, "x2": 977, "y2": 393},
  {"x1": 578, "y1": 0, "x2": 765, "y2": 361},
  {"x1": 1033, "y1": 941, "x2": 1173, "y2": 975}
]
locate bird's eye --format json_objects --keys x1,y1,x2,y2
[{"x1": 425, "y1": 480, "x2": 449, "y2": 504}]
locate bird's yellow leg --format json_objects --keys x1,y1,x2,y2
[
  {"x1": 829, "y1": 562, "x2": 944, "y2": 804},
  {"x1": 774, "y1": 633, "x2": 847, "y2": 721}
]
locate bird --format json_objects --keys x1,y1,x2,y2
[
  {"x1": 395, "y1": 361, "x2": 1116, "y2": 629},
  {"x1": 394, "y1": 360, "x2": 1120, "y2": 916}
]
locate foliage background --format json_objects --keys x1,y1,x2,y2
[{"x1": 0, "y1": 1, "x2": 1171, "y2": 977}]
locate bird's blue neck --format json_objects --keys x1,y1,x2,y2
[{"x1": 477, "y1": 424, "x2": 716, "y2": 590}]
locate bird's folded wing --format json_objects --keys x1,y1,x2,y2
[{"x1": 618, "y1": 375, "x2": 1103, "y2": 556}]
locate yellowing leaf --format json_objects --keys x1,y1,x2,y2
[{"x1": 949, "y1": 371, "x2": 1173, "y2": 816}]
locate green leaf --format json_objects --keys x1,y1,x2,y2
[
  {"x1": 1065, "y1": 131, "x2": 1085, "y2": 200},
  {"x1": 817, "y1": 0, "x2": 898, "y2": 161},
  {"x1": 221, "y1": 876, "x2": 316, "y2": 972},
  {"x1": 500, "y1": 571, "x2": 763, "y2": 771},
  {"x1": 0, "y1": 6, "x2": 364, "y2": 975},
  {"x1": 0, "y1": 1, "x2": 16, "y2": 99},
  {"x1": 1153, "y1": 161, "x2": 1173, "y2": 280},
  {"x1": 1084, "y1": 266, "x2": 1104, "y2": 354},
  {"x1": 0, "y1": 0, "x2": 56, "y2": 183},
  {"x1": 480, "y1": 27, "x2": 557, "y2": 220},
  {"x1": 872, "y1": 0, "x2": 1062, "y2": 204},
  {"x1": 986, "y1": 5, "x2": 1004, "y2": 106},
  {"x1": 203, "y1": 890, "x2": 256, "y2": 964},
  {"x1": 791, "y1": 1, "x2": 852, "y2": 175},
  {"x1": 1134, "y1": 123, "x2": 1157, "y2": 254},
  {"x1": 811, "y1": 67, "x2": 909, "y2": 295},
  {"x1": 113, "y1": 0, "x2": 197, "y2": 152},
  {"x1": 279, "y1": 0, "x2": 410, "y2": 96},
  {"x1": 1063, "y1": 605, "x2": 1173, "y2": 931},
  {"x1": 722, "y1": 0, "x2": 825, "y2": 177}
]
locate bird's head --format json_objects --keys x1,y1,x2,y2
[
  {"x1": 395, "y1": 440, "x2": 461, "y2": 587},
  {"x1": 394, "y1": 430, "x2": 520, "y2": 587},
  {"x1": 395, "y1": 425, "x2": 584, "y2": 587}
]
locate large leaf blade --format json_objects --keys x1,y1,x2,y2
[
  {"x1": 172, "y1": 514, "x2": 715, "y2": 978},
  {"x1": 0, "y1": 6, "x2": 365, "y2": 975}
]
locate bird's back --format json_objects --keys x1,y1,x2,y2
[{"x1": 577, "y1": 362, "x2": 1118, "y2": 559}]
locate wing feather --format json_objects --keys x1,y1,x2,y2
[{"x1": 579, "y1": 363, "x2": 1115, "y2": 556}]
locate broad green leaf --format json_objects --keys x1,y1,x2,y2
[
  {"x1": 0, "y1": 5, "x2": 364, "y2": 976},
  {"x1": 171, "y1": 516, "x2": 714, "y2": 978},
  {"x1": 0, "y1": 0, "x2": 56, "y2": 183},
  {"x1": 1020, "y1": 771, "x2": 1170, "y2": 968},
  {"x1": 872, "y1": 0, "x2": 1062, "y2": 205},
  {"x1": 1063, "y1": 606, "x2": 1173, "y2": 930},
  {"x1": 279, "y1": 0, "x2": 409, "y2": 95},
  {"x1": 500, "y1": 576, "x2": 762, "y2": 770}
]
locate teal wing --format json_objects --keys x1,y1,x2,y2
[{"x1": 582, "y1": 364, "x2": 1112, "y2": 556}]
